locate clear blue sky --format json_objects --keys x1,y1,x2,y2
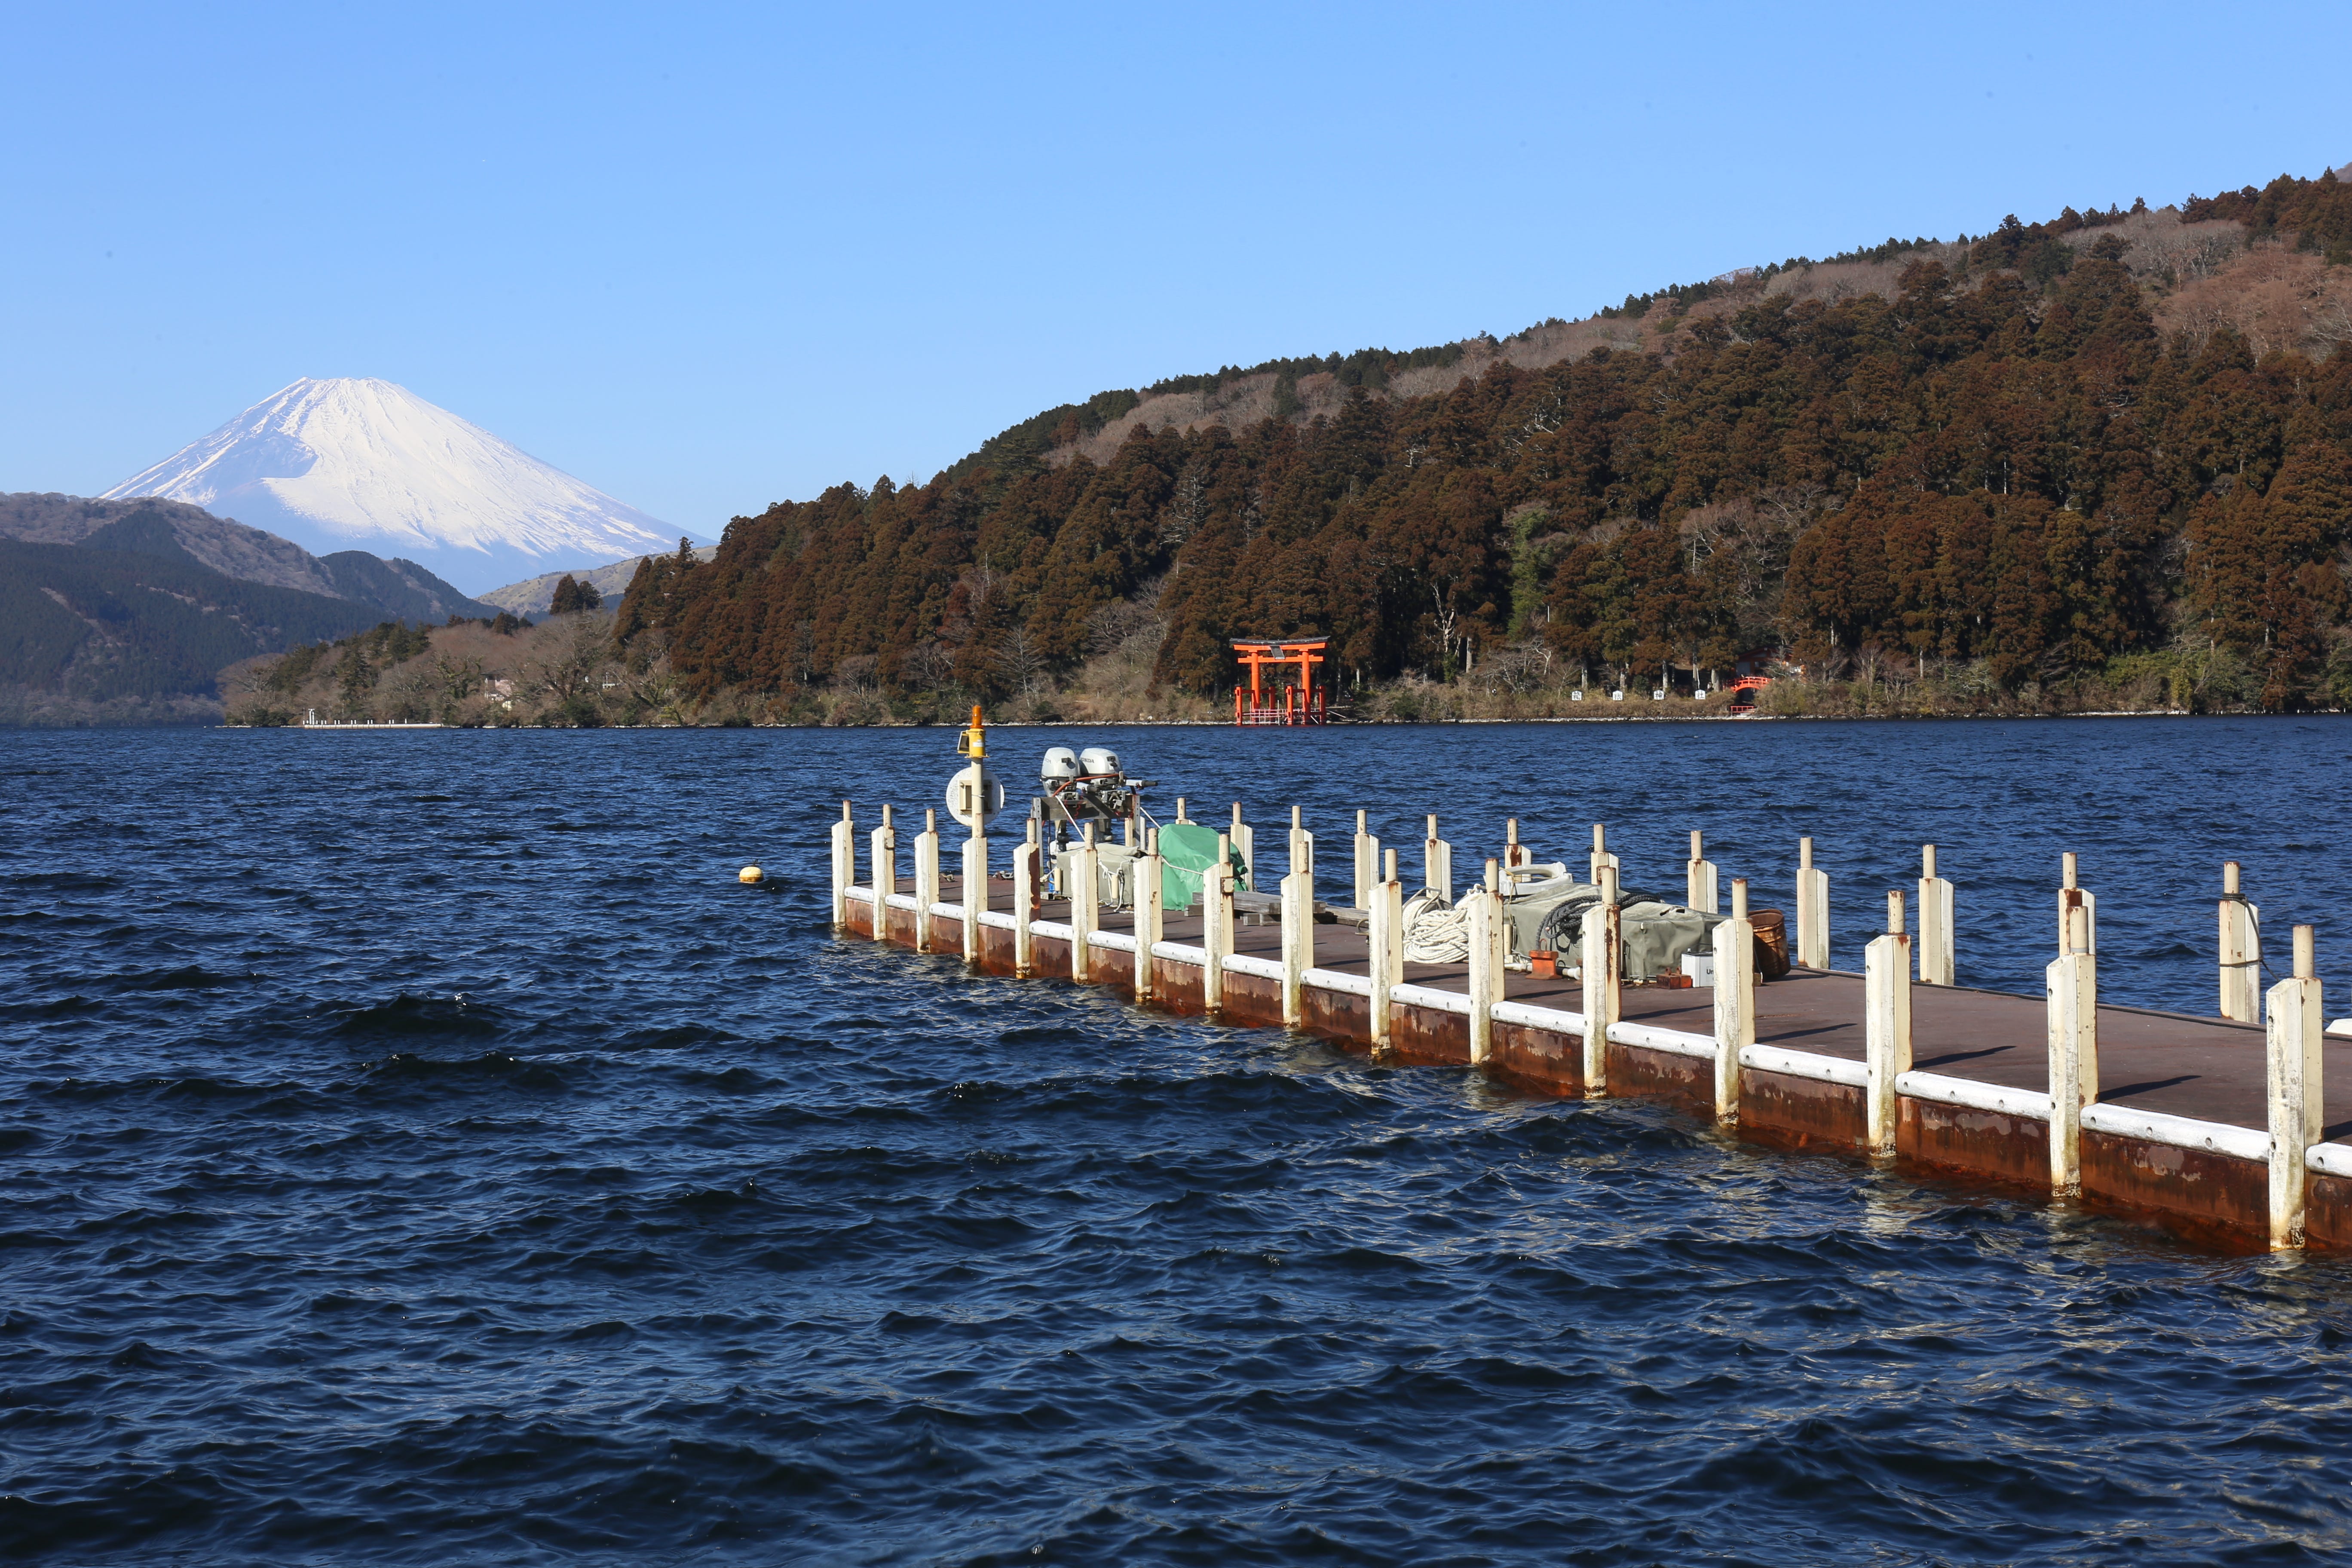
[{"x1": 4, "y1": 1, "x2": 2347, "y2": 535}]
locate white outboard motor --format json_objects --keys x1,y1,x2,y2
[
  {"x1": 1041, "y1": 747, "x2": 1080, "y2": 784},
  {"x1": 1078, "y1": 745, "x2": 1121, "y2": 777}
]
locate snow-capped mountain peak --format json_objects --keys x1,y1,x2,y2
[{"x1": 104, "y1": 378, "x2": 685, "y2": 593}]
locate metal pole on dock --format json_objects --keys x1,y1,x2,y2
[
  {"x1": 1918, "y1": 845, "x2": 1954, "y2": 986},
  {"x1": 1071, "y1": 824, "x2": 1098, "y2": 983},
  {"x1": 914, "y1": 810, "x2": 941, "y2": 953},
  {"x1": 1370, "y1": 848, "x2": 1402, "y2": 1051},
  {"x1": 1012, "y1": 819, "x2": 1039, "y2": 977},
  {"x1": 1204, "y1": 831, "x2": 1234, "y2": 1014},
  {"x1": 2059, "y1": 852, "x2": 2097, "y2": 957},
  {"x1": 1424, "y1": 815, "x2": 1451, "y2": 902},
  {"x1": 1467, "y1": 859, "x2": 1503, "y2": 1065},
  {"x1": 1134, "y1": 827, "x2": 1162, "y2": 1003},
  {"x1": 1506, "y1": 819, "x2": 1530, "y2": 873},
  {"x1": 1686, "y1": 831, "x2": 1718, "y2": 914},
  {"x1": 1712, "y1": 878, "x2": 1755, "y2": 1122},
  {"x1": 1797, "y1": 837, "x2": 1830, "y2": 970},
  {"x1": 2048, "y1": 901, "x2": 2098, "y2": 1195},
  {"x1": 871, "y1": 805, "x2": 898, "y2": 940},
  {"x1": 2268, "y1": 925, "x2": 2323, "y2": 1249},
  {"x1": 2221, "y1": 862, "x2": 2261, "y2": 1023},
  {"x1": 1865, "y1": 889, "x2": 1913, "y2": 1154},
  {"x1": 961, "y1": 830, "x2": 986, "y2": 964},
  {"x1": 1289, "y1": 805, "x2": 1313, "y2": 879},
  {"x1": 1581, "y1": 863, "x2": 1621, "y2": 1093},
  {"x1": 1589, "y1": 824, "x2": 1618, "y2": 886},
  {"x1": 1230, "y1": 803, "x2": 1255, "y2": 890},
  {"x1": 831, "y1": 802, "x2": 854, "y2": 927}
]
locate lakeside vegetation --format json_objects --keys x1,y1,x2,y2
[{"x1": 603, "y1": 170, "x2": 2352, "y2": 724}]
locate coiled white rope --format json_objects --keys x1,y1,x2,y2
[{"x1": 1402, "y1": 888, "x2": 1470, "y2": 965}]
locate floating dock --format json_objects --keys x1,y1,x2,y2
[{"x1": 828, "y1": 804, "x2": 2352, "y2": 1253}]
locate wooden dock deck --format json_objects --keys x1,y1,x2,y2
[{"x1": 833, "y1": 833, "x2": 2352, "y2": 1253}]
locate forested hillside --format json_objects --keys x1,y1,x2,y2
[{"x1": 622, "y1": 168, "x2": 2352, "y2": 719}]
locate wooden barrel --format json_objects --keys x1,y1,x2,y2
[{"x1": 1751, "y1": 909, "x2": 1791, "y2": 978}]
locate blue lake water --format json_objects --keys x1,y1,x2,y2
[{"x1": 6, "y1": 718, "x2": 2352, "y2": 1564}]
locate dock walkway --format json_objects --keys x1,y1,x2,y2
[{"x1": 834, "y1": 836, "x2": 2350, "y2": 1252}]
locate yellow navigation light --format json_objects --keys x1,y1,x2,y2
[{"x1": 955, "y1": 704, "x2": 986, "y2": 760}]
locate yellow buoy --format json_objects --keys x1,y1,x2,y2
[{"x1": 739, "y1": 865, "x2": 764, "y2": 884}]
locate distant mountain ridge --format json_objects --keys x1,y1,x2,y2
[
  {"x1": 0, "y1": 493, "x2": 499, "y2": 623},
  {"x1": 478, "y1": 546, "x2": 717, "y2": 616},
  {"x1": 102, "y1": 377, "x2": 689, "y2": 594}
]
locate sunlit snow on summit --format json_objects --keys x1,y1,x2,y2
[{"x1": 104, "y1": 378, "x2": 685, "y2": 594}]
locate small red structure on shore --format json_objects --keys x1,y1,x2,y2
[{"x1": 1232, "y1": 639, "x2": 1329, "y2": 725}]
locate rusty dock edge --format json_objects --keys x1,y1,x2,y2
[{"x1": 839, "y1": 883, "x2": 2350, "y2": 1255}]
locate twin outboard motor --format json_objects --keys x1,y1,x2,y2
[{"x1": 1037, "y1": 744, "x2": 1150, "y2": 850}]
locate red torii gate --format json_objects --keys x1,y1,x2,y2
[{"x1": 1232, "y1": 638, "x2": 1329, "y2": 726}]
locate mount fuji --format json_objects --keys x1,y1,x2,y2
[{"x1": 104, "y1": 378, "x2": 692, "y2": 594}]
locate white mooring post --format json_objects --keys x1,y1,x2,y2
[
  {"x1": 2058, "y1": 852, "x2": 2097, "y2": 957},
  {"x1": 913, "y1": 810, "x2": 941, "y2": 953},
  {"x1": 961, "y1": 831, "x2": 986, "y2": 964},
  {"x1": 1466, "y1": 859, "x2": 1505, "y2": 1066},
  {"x1": 1370, "y1": 847, "x2": 1403, "y2": 1051},
  {"x1": 1070, "y1": 824, "x2": 1100, "y2": 983},
  {"x1": 1424, "y1": 814, "x2": 1452, "y2": 902},
  {"x1": 1505, "y1": 818, "x2": 1531, "y2": 873},
  {"x1": 1280, "y1": 851, "x2": 1313, "y2": 1029},
  {"x1": 2267, "y1": 925, "x2": 2323, "y2": 1249},
  {"x1": 1589, "y1": 823, "x2": 1619, "y2": 885},
  {"x1": 1797, "y1": 837, "x2": 1830, "y2": 970},
  {"x1": 870, "y1": 805, "x2": 898, "y2": 938},
  {"x1": 1134, "y1": 827, "x2": 1163, "y2": 1003},
  {"x1": 1012, "y1": 820, "x2": 1040, "y2": 977},
  {"x1": 1230, "y1": 803, "x2": 1255, "y2": 891},
  {"x1": 1175, "y1": 796, "x2": 1190, "y2": 823},
  {"x1": 2047, "y1": 902, "x2": 2098, "y2": 1194},
  {"x1": 830, "y1": 802, "x2": 855, "y2": 927},
  {"x1": 1289, "y1": 805, "x2": 1313, "y2": 879},
  {"x1": 1353, "y1": 810, "x2": 1376, "y2": 910},
  {"x1": 1918, "y1": 845, "x2": 1955, "y2": 986},
  {"x1": 1580, "y1": 863, "x2": 1621, "y2": 1093},
  {"x1": 1712, "y1": 877, "x2": 1755, "y2": 1122},
  {"x1": 1865, "y1": 889, "x2": 1914, "y2": 1155},
  {"x1": 1204, "y1": 830, "x2": 1234, "y2": 1014},
  {"x1": 2220, "y1": 861, "x2": 2261, "y2": 1023},
  {"x1": 1686, "y1": 830, "x2": 1718, "y2": 914}
]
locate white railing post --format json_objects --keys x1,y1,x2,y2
[
  {"x1": 1589, "y1": 823, "x2": 1618, "y2": 885},
  {"x1": 1071, "y1": 823, "x2": 1098, "y2": 982},
  {"x1": 1505, "y1": 818, "x2": 1530, "y2": 873},
  {"x1": 1280, "y1": 859, "x2": 1312, "y2": 1029},
  {"x1": 1289, "y1": 805, "x2": 1313, "y2": 879},
  {"x1": 1204, "y1": 831, "x2": 1234, "y2": 1015},
  {"x1": 830, "y1": 801, "x2": 854, "y2": 927},
  {"x1": 1918, "y1": 844, "x2": 1954, "y2": 986},
  {"x1": 2047, "y1": 902, "x2": 2098, "y2": 1194},
  {"x1": 1134, "y1": 827, "x2": 1162, "y2": 1003},
  {"x1": 2268, "y1": 925, "x2": 2322, "y2": 1249},
  {"x1": 1467, "y1": 858, "x2": 1504, "y2": 1065},
  {"x1": 1353, "y1": 810, "x2": 1376, "y2": 910},
  {"x1": 2221, "y1": 861, "x2": 2260, "y2": 1023},
  {"x1": 1686, "y1": 830, "x2": 1718, "y2": 913},
  {"x1": 1423, "y1": 814, "x2": 1452, "y2": 901},
  {"x1": 961, "y1": 832, "x2": 986, "y2": 963},
  {"x1": 1012, "y1": 820, "x2": 1039, "y2": 977},
  {"x1": 870, "y1": 805, "x2": 898, "y2": 938},
  {"x1": 1797, "y1": 836, "x2": 1830, "y2": 969},
  {"x1": 1712, "y1": 877, "x2": 1755, "y2": 1122},
  {"x1": 913, "y1": 809, "x2": 941, "y2": 953},
  {"x1": 1580, "y1": 863, "x2": 1621, "y2": 1093},
  {"x1": 1370, "y1": 848, "x2": 1402, "y2": 1050},
  {"x1": 1865, "y1": 888, "x2": 1913, "y2": 1154},
  {"x1": 1230, "y1": 802, "x2": 1255, "y2": 891}
]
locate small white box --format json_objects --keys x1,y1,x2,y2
[{"x1": 1681, "y1": 952, "x2": 1715, "y2": 985}]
